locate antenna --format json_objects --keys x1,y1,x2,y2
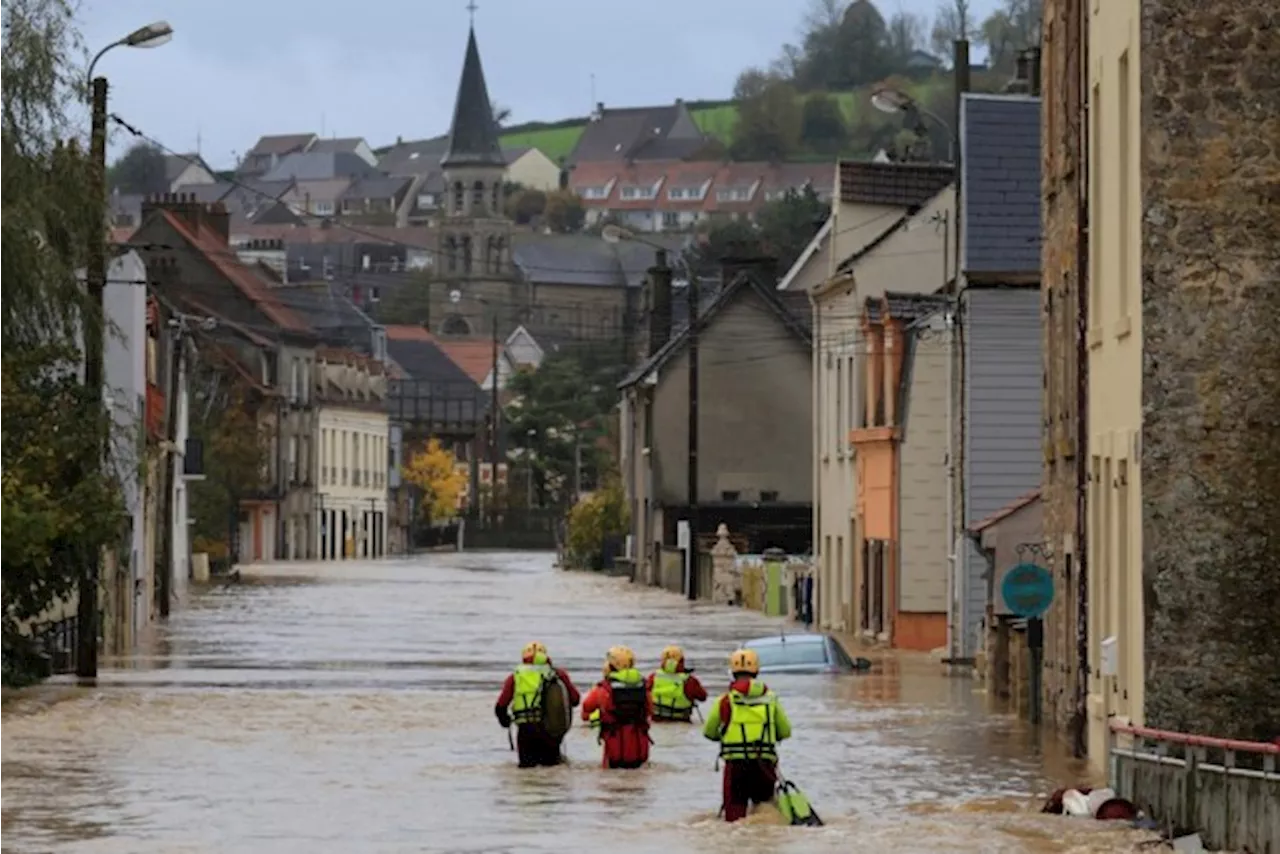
[{"x1": 590, "y1": 73, "x2": 596, "y2": 112}]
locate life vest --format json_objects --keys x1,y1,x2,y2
[
  {"x1": 604, "y1": 668, "x2": 647, "y2": 728},
  {"x1": 588, "y1": 709, "x2": 601, "y2": 729},
  {"x1": 510, "y1": 663, "x2": 553, "y2": 725},
  {"x1": 719, "y1": 684, "x2": 780, "y2": 762},
  {"x1": 650, "y1": 669, "x2": 694, "y2": 721}
]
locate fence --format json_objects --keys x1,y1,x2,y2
[
  {"x1": 5, "y1": 615, "x2": 86, "y2": 682},
  {"x1": 1108, "y1": 721, "x2": 1280, "y2": 852},
  {"x1": 461, "y1": 508, "x2": 559, "y2": 550}
]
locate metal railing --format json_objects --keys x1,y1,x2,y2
[{"x1": 1108, "y1": 720, "x2": 1280, "y2": 852}]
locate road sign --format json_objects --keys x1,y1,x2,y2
[{"x1": 1001, "y1": 562, "x2": 1055, "y2": 619}]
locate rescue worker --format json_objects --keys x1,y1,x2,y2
[
  {"x1": 645, "y1": 644, "x2": 707, "y2": 722},
  {"x1": 702, "y1": 648, "x2": 792, "y2": 822},
  {"x1": 495, "y1": 641, "x2": 581, "y2": 768},
  {"x1": 581, "y1": 645, "x2": 652, "y2": 769}
]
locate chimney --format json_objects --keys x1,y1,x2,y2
[
  {"x1": 647, "y1": 249, "x2": 673, "y2": 357},
  {"x1": 205, "y1": 201, "x2": 230, "y2": 244},
  {"x1": 1005, "y1": 48, "x2": 1034, "y2": 94},
  {"x1": 1026, "y1": 47, "x2": 1043, "y2": 96}
]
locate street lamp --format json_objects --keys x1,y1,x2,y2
[
  {"x1": 77, "y1": 20, "x2": 174, "y2": 682},
  {"x1": 600, "y1": 224, "x2": 701, "y2": 601},
  {"x1": 870, "y1": 85, "x2": 953, "y2": 162}
]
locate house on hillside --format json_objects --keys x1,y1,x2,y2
[
  {"x1": 618, "y1": 263, "x2": 812, "y2": 585},
  {"x1": 238, "y1": 133, "x2": 318, "y2": 178},
  {"x1": 309, "y1": 137, "x2": 378, "y2": 167},
  {"x1": 794, "y1": 161, "x2": 954, "y2": 638},
  {"x1": 567, "y1": 99, "x2": 708, "y2": 167},
  {"x1": 338, "y1": 176, "x2": 415, "y2": 225},
  {"x1": 163, "y1": 153, "x2": 216, "y2": 192},
  {"x1": 504, "y1": 146, "x2": 560, "y2": 191}
]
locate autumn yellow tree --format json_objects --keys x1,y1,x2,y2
[{"x1": 401, "y1": 438, "x2": 467, "y2": 523}]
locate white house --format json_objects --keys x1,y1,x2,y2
[{"x1": 314, "y1": 349, "x2": 390, "y2": 560}]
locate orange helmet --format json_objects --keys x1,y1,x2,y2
[
  {"x1": 604, "y1": 645, "x2": 636, "y2": 674},
  {"x1": 729, "y1": 648, "x2": 760, "y2": 676},
  {"x1": 660, "y1": 644, "x2": 685, "y2": 673},
  {"x1": 521, "y1": 641, "x2": 549, "y2": 665}
]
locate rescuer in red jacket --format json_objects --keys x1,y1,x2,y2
[
  {"x1": 581, "y1": 645, "x2": 652, "y2": 769},
  {"x1": 645, "y1": 644, "x2": 708, "y2": 722},
  {"x1": 495, "y1": 641, "x2": 581, "y2": 768}
]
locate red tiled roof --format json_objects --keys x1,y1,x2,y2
[
  {"x1": 970, "y1": 489, "x2": 1042, "y2": 533},
  {"x1": 568, "y1": 159, "x2": 836, "y2": 215},
  {"x1": 161, "y1": 210, "x2": 309, "y2": 333},
  {"x1": 384, "y1": 324, "x2": 435, "y2": 342},
  {"x1": 434, "y1": 338, "x2": 496, "y2": 385}
]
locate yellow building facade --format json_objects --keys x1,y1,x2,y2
[{"x1": 1085, "y1": 0, "x2": 1145, "y2": 767}]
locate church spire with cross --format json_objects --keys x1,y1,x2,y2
[{"x1": 440, "y1": 10, "x2": 505, "y2": 170}]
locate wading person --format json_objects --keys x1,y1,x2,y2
[
  {"x1": 703, "y1": 648, "x2": 792, "y2": 822},
  {"x1": 645, "y1": 645, "x2": 707, "y2": 723},
  {"x1": 495, "y1": 641, "x2": 581, "y2": 768},
  {"x1": 581, "y1": 645, "x2": 651, "y2": 769}
]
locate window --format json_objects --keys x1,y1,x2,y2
[
  {"x1": 313, "y1": 200, "x2": 334, "y2": 216},
  {"x1": 490, "y1": 182, "x2": 500, "y2": 216},
  {"x1": 471, "y1": 180, "x2": 485, "y2": 212},
  {"x1": 720, "y1": 490, "x2": 741, "y2": 502},
  {"x1": 581, "y1": 186, "x2": 608, "y2": 200},
  {"x1": 716, "y1": 187, "x2": 752, "y2": 202},
  {"x1": 748, "y1": 640, "x2": 827, "y2": 669},
  {"x1": 417, "y1": 193, "x2": 436, "y2": 209},
  {"x1": 290, "y1": 358, "x2": 300, "y2": 402},
  {"x1": 761, "y1": 490, "x2": 779, "y2": 502},
  {"x1": 835, "y1": 356, "x2": 844, "y2": 449},
  {"x1": 1117, "y1": 50, "x2": 1131, "y2": 321},
  {"x1": 452, "y1": 181, "x2": 464, "y2": 212},
  {"x1": 667, "y1": 186, "x2": 706, "y2": 201},
  {"x1": 288, "y1": 436, "x2": 299, "y2": 483},
  {"x1": 662, "y1": 211, "x2": 679, "y2": 229},
  {"x1": 619, "y1": 185, "x2": 656, "y2": 200}
]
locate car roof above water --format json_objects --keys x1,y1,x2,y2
[{"x1": 744, "y1": 633, "x2": 828, "y2": 648}]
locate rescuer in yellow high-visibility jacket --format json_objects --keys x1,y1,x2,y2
[{"x1": 645, "y1": 645, "x2": 707, "y2": 722}]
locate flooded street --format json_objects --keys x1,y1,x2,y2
[{"x1": 3, "y1": 553, "x2": 1153, "y2": 853}]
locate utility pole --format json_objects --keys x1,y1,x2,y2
[
  {"x1": 686, "y1": 270, "x2": 700, "y2": 602},
  {"x1": 1073, "y1": 0, "x2": 1092, "y2": 759},
  {"x1": 78, "y1": 75, "x2": 109, "y2": 680},
  {"x1": 489, "y1": 311, "x2": 500, "y2": 527},
  {"x1": 156, "y1": 314, "x2": 187, "y2": 619}
]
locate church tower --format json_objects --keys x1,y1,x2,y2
[{"x1": 437, "y1": 23, "x2": 511, "y2": 311}]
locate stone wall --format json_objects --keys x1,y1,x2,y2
[
  {"x1": 1140, "y1": 0, "x2": 1280, "y2": 741},
  {"x1": 1039, "y1": 0, "x2": 1087, "y2": 742}
]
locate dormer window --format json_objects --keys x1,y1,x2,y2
[
  {"x1": 716, "y1": 186, "x2": 754, "y2": 202},
  {"x1": 667, "y1": 185, "x2": 707, "y2": 201},
  {"x1": 581, "y1": 186, "x2": 609, "y2": 200},
  {"x1": 619, "y1": 184, "x2": 658, "y2": 201}
]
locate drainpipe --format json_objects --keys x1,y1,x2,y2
[{"x1": 808, "y1": 287, "x2": 822, "y2": 629}]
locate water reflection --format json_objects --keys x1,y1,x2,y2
[{"x1": 3, "y1": 552, "x2": 1154, "y2": 852}]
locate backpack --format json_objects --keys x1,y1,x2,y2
[
  {"x1": 608, "y1": 682, "x2": 648, "y2": 727},
  {"x1": 775, "y1": 779, "x2": 824, "y2": 827},
  {"x1": 539, "y1": 673, "x2": 572, "y2": 741}
]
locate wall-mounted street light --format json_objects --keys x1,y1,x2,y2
[
  {"x1": 870, "y1": 85, "x2": 953, "y2": 163},
  {"x1": 88, "y1": 20, "x2": 174, "y2": 84}
]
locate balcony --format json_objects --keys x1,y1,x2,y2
[{"x1": 145, "y1": 382, "x2": 166, "y2": 439}]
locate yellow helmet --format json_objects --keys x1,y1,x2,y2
[
  {"x1": 605, "y1": 645, "x2": 636, "y2": 673},
  {"x1": 522, "y1": 641, "x2": 549, "y2": 665},
  {"x1": 660, "y1": 644, "x2": 685, "y2": 673},
  {"x1": 729, "y1": 648, "x2": 760, "y2": 676}
]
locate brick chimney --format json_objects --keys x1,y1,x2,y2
[
  {"x1": 646, "y1": 249, "x2": 673, "y2": 357},
  {"x1": 140, "y1": 193, "x2": 230, "y2": 245}
]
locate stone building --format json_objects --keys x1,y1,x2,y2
[
  {"x1": 1082, "y1": 0, "x2": 1280, "y2": 767},
  {"x1": 1039, "y1": 0, "x2": 1087, "y2": 748}
]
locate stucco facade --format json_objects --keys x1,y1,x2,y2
[
  {"x1": 1085, "y1": 0, "x2": 1145, "y2": 768},
  {"x1": 809, "y1": 179, "x2": 955, "y2": 635}
]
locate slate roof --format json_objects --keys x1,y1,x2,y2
[
  {"x1": 440, "y1": 28, "x2": 506, "y2": 169},
  {"x1": 960, "y1": 94, "x2": 1041, "y2": 277},
  {"x1": 567, "y1": 101, "x2": 707, "y2": 165},
  {"x1": 246, "y1": 133, "x2": 316, "y2": 157},
  {"x1": 262, "y1": 151, "x2": 379, "y2": 182},
  {"x1": 164, "y1": 152, "x2": 210, "y2": 184},
  {"x1": 838, "y1": 161, "x2": 954, "y2": 207},
  {"x1": 273, "y1": 282, "x2": 378, "y2": 349},
  {"x1": 384, "y1": 326, "x2": 488, "y2": 425},
  {"x1": 378, "y1": 137, "x2": 450, "y2": 177},
  {"x1": 619, "y1": 266, "x2": 810, "y2": 389},
  {"x1": 339, "y1": 175, "x2": 413, "y2": 202},
  {"x1": 310, "y1": 137, "x2": 367, "y2": 155},
  {"x1": 509, "y1": 232, "x2": 687, "y2": 288},
  {"x1": 864, "y1": 292, "x2": 950, "y2": 324}
]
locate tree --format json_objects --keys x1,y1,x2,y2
[
  {"x1": 506, "y1": 187, "x2": 546, "y2": 224},
  {"x1": 401, "y1": 438, "x2": 466, "y2": 523},
  {"x1": 886, "y1": 11, "x2": 927, "y2": 67},
  {"x1": 799, "y1": 92, "x2": 848, "y2": 155},
  {"x1": 730, "y1": 69, "x2": 802, "y2": 161},
  {"x1": 491, "y1": 101, "x2": 512, "y2": 128},
  {"x1": 930, "y1": 0, "x2": 973, "y2": 60},
  {"x1": 793, "y1": 0, "x2": 893, "y2": 90},
  {"x1": 543, "y1": 189, "x2": 585, "y2": 233},
  {"x1": 186, "y1": 360, "x2": 272, "y2": 563},
  {"x1": 108, "y1": 141, "x2": 168, "y2": 195},
  {"x1": 2, "y1": 0, "x2": 127, "y2": 684},
  {"x1": 979, "y1": 0, "x2": 1041, "y2": 74},
  {"x1": 756, "y1": 186, "x2": 829, "y2": 275},
  {"x1": 564, "y1": 477, "x2": 629, "y2": 570}
]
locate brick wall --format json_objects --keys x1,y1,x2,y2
[
  {"x1": 1040, "y1": 0, "x2": 1087, "y2": 742},
  {"x1": 1140, "y1": 0, "x2": 1280, "y2": 741}
]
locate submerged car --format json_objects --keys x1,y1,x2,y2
[{"x1": 741, "y1": 633, "x2": 873, "y2": 675}]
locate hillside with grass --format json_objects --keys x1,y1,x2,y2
[{"x1": 498, "y1": 71, "x2": 999, "y2": 164}]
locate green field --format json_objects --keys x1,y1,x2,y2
[{"x1": 498, "y1": 75, "x2": 972, "y2": 164}]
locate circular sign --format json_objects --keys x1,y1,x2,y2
[{"x1": 1001, "y1": 562, "x2": 1055, "y2": 619}]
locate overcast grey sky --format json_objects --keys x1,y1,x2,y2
[{"x1": 79, "y1": 0, "x2": 1000, "y2": 169}]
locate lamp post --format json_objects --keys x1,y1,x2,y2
[
  {"x1": 601, "y1": 224, "x2": 699, "y2": 601},
  {"x1": 870, "y1": 86, "x2": 953, "y2": 162},
  {"x1": 79, "y1": 20, "x2": 173, "y2": 681}
]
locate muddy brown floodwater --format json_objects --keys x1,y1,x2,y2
[{"x1": 2, "y1": 552, "x2": 1157, "y2": 853}]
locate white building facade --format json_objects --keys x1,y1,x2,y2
[{"x1": 313, "y1": 352, "x2": 390, "y2": 560}]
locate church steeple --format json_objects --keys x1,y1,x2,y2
[{"x1": 441, "y1": 26, "x2": 505, "y2": 169}]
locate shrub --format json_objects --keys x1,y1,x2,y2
[{"x1": 564, "y1": 478, "x2": 628, "y2": 569}]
